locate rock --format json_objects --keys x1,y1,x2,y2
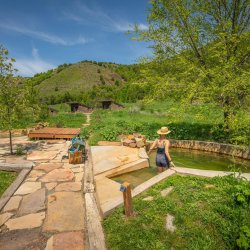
[
  {"x1": 18, "y1": 188, "x2": 46, "y2": 215},
  {"x1": 40, "y1": 169, "x2": 74, "y2": 182},
  {"x1": 34, "y1": 163, "x2": 63, "y2": 172},
  {"x1": 122, "y1": 139, "x2": 134, "y2": 146},
  {"x1": 138, "y1": 148, "x2": 149, "y2": 159},
  {"x1": 129, "y1": 142, "x2": 137, "y2": 148},
  {"x1": 4, "y1": 196, "x2": 22, "y2": 212},
  {"x1": 161, "y1": 186, "x2": 174, "y2": 197},
  {"x1": 26, "y1": 177, "x2": 38, "y2": 182},
  {"x1": 14, "y1": 182, "x2": 41, "y2": 195},
  {"x1": 0, "y1": 212, "x2": 13, "y2": 227},
  {"x1": 5, "y1": 212, "x2": 45, "y2": 230},
  {"x1": 75, "y1": 172, "x2": 84, "y2": 182},
  {"x1": 45, "y1": 182, "x2": 57, "y2": 191},
  {"x1": 0, "y1": 228, "x2": 45, "y2": 250},
  {"x1": 165, "y1": 214, "x2": 176, "y2": 232},
  {"x1": 28, "y1": 170, "x2": 45, "y2": 178},
  {"x1": 55, "y1": 182, "x2": 82, "y2": 192},
  {"x1": 97, "y1": 141, "x2": 122, "y2": 146},
  {"x1": 45, "y1": 236, "x2": 53, "y2": 250},
  {"x1": 43, "y1": 192, "x2": 84, "y2": 232},
  {"x1": 136, "y1": 141, "x2": 145, "y2": 148},
  {"x1": 142, "y1": 196, "x2": 154, "y2": 201},
  {"x1": 46, "y1": 140, "x2": 66, "y2": 144},
  {"x1": 27, "y1": 150, "x2": 59, "y2": 161},
  {"x1": 46, "y1": 231, "x2": 84, "y2": 250},
  {"x1": 62, "y1": 163, "x2": 73, "y2": 169},
  {"x1": 71, "y1": 167, "x2": 83, "y2": 173}
]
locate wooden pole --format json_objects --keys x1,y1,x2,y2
[{"x1": 120, "y1": 182, "x2": 133, "y2": 217}]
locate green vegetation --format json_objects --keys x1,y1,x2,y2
[
  {"x1": 46, "y1": 113, "x2": 86, "y2": 128},
  {"x1": 83, "y1": 100, "x2": 249, "y2": 146},
  {"x1": 103, "y1": 175, "x2": 250, "y2": 250},
  {"x1": 134, "y1": 0, "x2": 250, "y2": 132},
  {"x1": 32, "y1": 61, "x2": 123, "y2": 102},
  {"x1": 0, "y1": 171, "x2": 17, "y2": 197},
  {"x1": 0, "y1": 45, "x2": 25, "y2": 154}
]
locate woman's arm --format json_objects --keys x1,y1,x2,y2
[
  {"x1": 164, "y1": 140, "x2": 172, "y2": 162},
  {"x1": 148, "y1": 140, "x2": 157, "y2": 155}
]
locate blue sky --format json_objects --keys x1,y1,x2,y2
[{"x1": 0, "y1": 0, "x2": 152, "y2": 76}]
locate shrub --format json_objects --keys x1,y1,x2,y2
[
  {"x1": 237, "y1": 226, "x2": 250, "y2": 250},
  {"x1": 16, "y1": 145, "x2": 24, "y2": 155}
]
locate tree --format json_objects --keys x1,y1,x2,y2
[
  {"x1": 135, "y1": 0, "x2": 250, "y2": 129},
  {"x1": 0, "y1": 45, "x2": 24, "y2": 154},
  {"x1": 24, "y1": 78, "x2": 40, "y2": 121}
]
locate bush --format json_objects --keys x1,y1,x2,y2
[
  {"x1": 16, "y1": 145, "x2": 24, "y2": 155},
  {"x1": 100, "y1": 126, "x2": 121, "y2": 141},
  {"x1": 237, "y1": 226, "x2": 250, "y2": 250}
]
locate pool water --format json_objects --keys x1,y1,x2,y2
[{"x1": 111, "y1": 148, "x2": 250, "y2": 188}]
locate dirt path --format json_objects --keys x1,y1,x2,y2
[{"x1": 82, "y1": 112, "x2": 92, "y2": 127}]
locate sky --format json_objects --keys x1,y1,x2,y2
[{"x1": 0, "y1": 0, "x2": 152, "y2": 76}]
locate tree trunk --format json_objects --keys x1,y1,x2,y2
[
  {"x1": 9, "y1": 129, "x2": 13, "y2": 155},
  {"x1": 224, "y1": 111, "x2": 230, "y2": 130}
]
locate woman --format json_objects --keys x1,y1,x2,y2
[{"x1": 148, "y1": 127, "x2": 174, "y2": 173}]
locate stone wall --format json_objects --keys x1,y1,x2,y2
[{"x1": 168, "y1": 139, "x2": 250, "y2": 160}]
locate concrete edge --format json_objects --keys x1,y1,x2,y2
[
  {"x1": 0, "y1": 162, "x2": 34, "y2": 171},
  {"x1": 147, "y1": 139, "x2": 250, "y2": 160},
  {"x1": 174, "y1": 167, "x2": 250, "y2": 181},
  {"x1": 84, "y1": 144, "x2": 107, "y2": 250},
  {"x1": 102, "y1": 169, "x2": 176, "y2": 218}
]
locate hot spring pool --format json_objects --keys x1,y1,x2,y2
[{"x1": 111, "y1": 148, "x2": 250, "y2": 188}]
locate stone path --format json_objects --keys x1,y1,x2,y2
[{"x1": 0, "y1": 140, "x2": 85, "y2": 250}]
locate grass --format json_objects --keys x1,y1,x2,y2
[
  {"x1": 84, "y1": 100, "x2": 249, "y2": 145},
  {"x1": 49, "y1": 103, "x2": 71, "y2": 112},
  {"x1": 0, "y1": 112, "x2": 87, "y2": 130},
  {"x1": 46, "y1": 113, "x2": 86, "y2": 128},
  {"x1": 0, "y1": 171, "x2": 17, "y2": 197},
  {"x1": 103, "y1": 175, "x2": 250, "y2": 250}
]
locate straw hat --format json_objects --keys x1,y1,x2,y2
[{"x1": 157, "y1": 126, "x2": 171, "y2": 135}]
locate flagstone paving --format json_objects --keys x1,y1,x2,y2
[{"x1": 0, "y1": 140, "x2": 86, "y2": 250}]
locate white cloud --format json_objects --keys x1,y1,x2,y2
[
  {"x1": 63, "y1": 3, "x2": 148, "y2": 33},
  {"x1": 113, "y1": 22, "x2": 148, "y2": 32},
  {"x1": 0, "y1": 22, "x2": 90, "y2": 46},
  {"x1": 32, "y1": 47, "x2": 39, "y2": 59},
  {"x1": 14, "y1": 48, "x2": 55, "y2": 77}
]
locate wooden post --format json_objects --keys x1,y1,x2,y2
[{"x1": 120, "y1": 182, "x2": 133, "y2": 217}]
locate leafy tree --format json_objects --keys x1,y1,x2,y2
[
  {"x1": 24, "y1": 78, "x2": 40, "y2": 121},
  {"x1": 135, "y1": 0, "x2": 250, "y2": 129},
  {"x1": 0, "y1": 45, "x2": 24, "y2": 154}
]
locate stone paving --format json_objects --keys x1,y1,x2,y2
[{"x1": 0, "y1": 140, "x2": 85, "y2": 250}]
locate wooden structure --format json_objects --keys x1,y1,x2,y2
[
  {"x1": 69, "y1": 102, "x2": 93, "y2": 113},
  {"x1": 100, "y1": 100, "x2": 124, "y2": 110},
  {"x1": 69, "y1": 151, "x2": 83, "y2": 164},
  {"x1": 120, "y1": 182, "x2": 133, "y2": 217},
  {"x1": 28, "y1": 127, "x2": 81, "y2": 140}
]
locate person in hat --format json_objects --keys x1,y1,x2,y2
[{"x1": 148, "y1": 127, "x2": 174, "y2": 173}]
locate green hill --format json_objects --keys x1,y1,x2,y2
[{"x1": 34, "y1": 61, "x2": 124, "y2": 97}]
